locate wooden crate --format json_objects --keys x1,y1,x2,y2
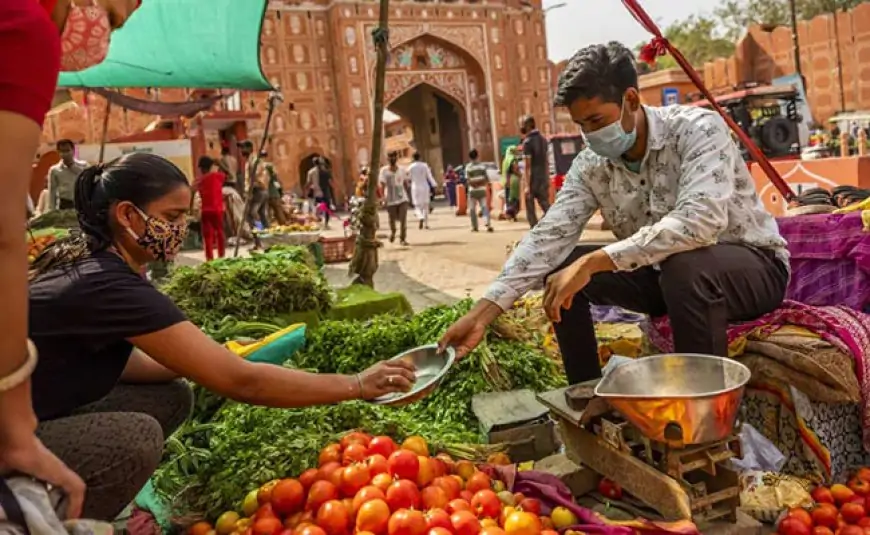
[{"x1": 320, "y1": 235, "x2": 356, "y2": 264}]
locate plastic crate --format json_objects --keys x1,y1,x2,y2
[{"x1": 320, "y1": 235, "x2": 356, "y2": 264}]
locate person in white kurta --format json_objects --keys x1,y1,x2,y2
[{"x1": 407, "y1": 152, "x2": 437, "y2": 229}]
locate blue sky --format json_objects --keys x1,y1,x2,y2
[{"x1": 544, "y1": 0, "x2": 721, "y2": 61}]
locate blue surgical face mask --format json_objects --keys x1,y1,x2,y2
[{"x1": 583, "y1": 99, "x2": 637, "y2": 160}]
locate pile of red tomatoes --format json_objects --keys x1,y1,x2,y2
[
  {"x1": 779, "y1": 468, "x2": 870, "y2": 535},
  {"x1": 191, "y1": 432, "x2": 567, "y2": 535}
]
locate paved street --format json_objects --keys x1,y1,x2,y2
[
  {"x1": 179, "y1": 201, "x2": 614, "y2": 311},
  {"x1": 325, "y1": 201, "x2": 615, "y2": 309}
]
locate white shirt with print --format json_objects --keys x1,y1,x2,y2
[{"x1": 484, "y1": 104, "x2": 789, "y2": 311}]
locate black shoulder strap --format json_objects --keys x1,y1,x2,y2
[{"x1": 0, "y1": 478, "x2": 31, "y2": 535}]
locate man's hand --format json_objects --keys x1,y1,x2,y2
[
  {"x1": 543, "y1": 250, "x2": 616, "y2": 323},
  {"x1": 438, "y1": 301, "x2": 502, "y2": 359}
]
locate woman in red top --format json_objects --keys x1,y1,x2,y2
[
  {"x1": 196, "y1": 156, "x2": 227, "y2": 260},
  {"x1": 0, "y1": 0, "x2": 138, "y2": 518}
]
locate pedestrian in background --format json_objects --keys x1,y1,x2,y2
[
  {"x1": 238, "y1": 141, "x2": 269, "y2": 234},
  {"x1": 379, "y1": 152, "x2": 409, "y2": 245},
  {"x1": 520, "y1": 115, "x2": 551, "y2": 227},
  {"x1": 465, "y1": 149, "x2": 493, "y2": 232},
  {"x1": 501, "y1": 146, "x2": 521, "y2": 222},
  {"x1": 195, "y1": 156, "x2": 226, "y2": 261},
  {"x1": 315, "y1": 158, "x2": 336, "y2": 229},
  {"x1": 46, "y1": 139, "x2": 86, "y2": 211},
  {"x1": 407, "y1": 152, "x2": 436, "y2": 229},
  {"x1": 265, "y1": 162, "x2": 287, "y2": 225},
  {"x1": 443, "y1": 165, "x2": 458, "y2": 208}
]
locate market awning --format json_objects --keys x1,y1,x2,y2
[{"x1": 57, "y1": 0, "x2": 272, "y2": 91}]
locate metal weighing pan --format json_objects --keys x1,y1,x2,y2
[
  {"x1": 371, "y1": 345, "x2": 456, "y2": 407},
  {"x1": 594, "y1": 353, "x2": 751, "y2": 445}
]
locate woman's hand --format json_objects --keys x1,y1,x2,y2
[
  {"x1": 356, "y1": 359, "x2": 417, "y2": 400},
  {"x1": 0, "y1": 385, "x2": 85, "y2": 519}
]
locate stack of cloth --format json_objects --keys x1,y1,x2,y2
[
  {"x1": 777, "y1": 203, "x2": 870, "y2": 312},
  {"x1": 645, "y1": 301, "x2": 870, "y2": 483}
]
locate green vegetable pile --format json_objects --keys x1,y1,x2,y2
[
  {"x1": 29, "y1": 209, "x2": 79, "y2": 230},
  {"x1": 161, "y1": 246, "x2": 332, "y2": 333},
  {"x1": 152, "y1": 300, "x2": 566, "y2": 520}
]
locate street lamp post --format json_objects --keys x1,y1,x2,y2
[
  {"x1": 789, "y1": 0, "x2": 802, "y2": 78},
  {"x1": 542, "y1": 2, "x2": 566, "y2": 133},
  {"x1": 520, "y1": 1, "x2": 566, "y2": 133}
]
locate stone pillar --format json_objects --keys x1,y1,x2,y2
[
  {"x1": 841, "y1": 132, "x2": 850, "y2": 157},
  {"x1": 859, "y1": 130, "x2": 867, "y2": 157}
]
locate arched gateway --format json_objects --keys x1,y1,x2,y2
[{"x1": 364, "y1": 25, "x2": 495, "y2": 174}]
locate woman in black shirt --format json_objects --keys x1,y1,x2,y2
[{"x1": 28, "y1": 153, "x2": 415, "y2": 521}]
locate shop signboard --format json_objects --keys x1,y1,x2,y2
[
  {"x1": 77, "y1": 139, "x2": 195, "y2": 182},
  {"x1": 662, "y1": 87, "x2": 679, "y2": 106}
]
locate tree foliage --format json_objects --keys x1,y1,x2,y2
[
  {"x1": 635, "y1": 15, "x2": 735, "y2": 72},
  {"x1": 715, "y1": 0, "x2": 863, "y2": 42},
  {"x1": 634, "y1": 0, "x2": 862, "y2": 74}
]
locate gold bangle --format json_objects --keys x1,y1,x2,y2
[
  {"x1": 0, "y1": 340, "x2": 38, "y2": 393},
  {"x1": 354, "y1": 373, "x2": 364, "y2": 399}
]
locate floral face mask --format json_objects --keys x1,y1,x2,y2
[{"x1": 126, "y1": 207, "x2": 188, "y2": 262}]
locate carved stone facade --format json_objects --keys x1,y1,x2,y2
[{"x1": 42, "y1": 0, "x2": 551, "y2": 199}]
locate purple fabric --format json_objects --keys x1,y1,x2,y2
[
  {"x1": 777, "y1": 212, "x2": 870, "y2": 311},
  {"x1": 482, "y1": 466, "x2": 700, "y2": 535}
]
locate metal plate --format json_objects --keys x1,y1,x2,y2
[{"x1": 370, "y1": 345, "x2": 455, "y2": 406}]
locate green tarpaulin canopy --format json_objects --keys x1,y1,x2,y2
[{"x1": 57, "y1": 0, "x2": 272, "y2": 90}]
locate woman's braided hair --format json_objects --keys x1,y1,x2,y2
[
  {"x1": 29, "y1": 152, "x2": 189, "y2": 280},
  {"x1": 553, "y1": 42, "x2": 639, "y2": 108}
]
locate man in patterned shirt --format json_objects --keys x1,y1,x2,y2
[{"x1": 439, "y1": 42, "x2": 790, "y2": 384}]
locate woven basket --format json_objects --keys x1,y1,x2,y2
[
  {"x1": 320, "y1": 235, "x2": 356, "y2": 264},
  {"x1": 258, "y1": 232, "x2": 322, "y2": 248}
]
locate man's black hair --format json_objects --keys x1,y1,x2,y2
[
  {"x1": 521, "y1": 115, "x2": 536, "y2": 130},
  {"x1": 468, "y1": 149, "x2": 479, "y2": 160},
  {"x1": 554, "y1": 42, "x2": 639, "y2": 108},
  {"x1": 412, "y1": 152, "x2": 421, "y2": 161},
  {"x1": 56, "y1": 139, "x2": 75, "y2": 150},
  {"x1": 388, "y1": 151, "x2": 398, "y2": 159},
  {"x1": 198, "y1": 156, "x2": 214, "y2": 172}
]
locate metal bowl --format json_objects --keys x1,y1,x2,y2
[
  {"x1": 594, "y1": 353, "x2": 751, "y2": 445},
  {"x1": 370, "y1": 345, "x2": 456, "y2": 407}
]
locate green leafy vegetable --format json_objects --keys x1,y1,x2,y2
[
  {"x1": 152, "y1": 300, "x2": 566, "y2": 520},
  {"x1": 162, "y1": 246, "x2": 332, "y2": 330}
]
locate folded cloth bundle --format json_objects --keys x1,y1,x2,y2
[{"x1": 0, "y1": 477, "x2": 112, "y2": 535}]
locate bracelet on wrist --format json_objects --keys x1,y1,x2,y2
[
  {"x1": 0, "y1": 340, "x2": 38, "y2": 394},
  {"x1": 354, "y1": 373, "x2": 364, "y2": 399}
]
